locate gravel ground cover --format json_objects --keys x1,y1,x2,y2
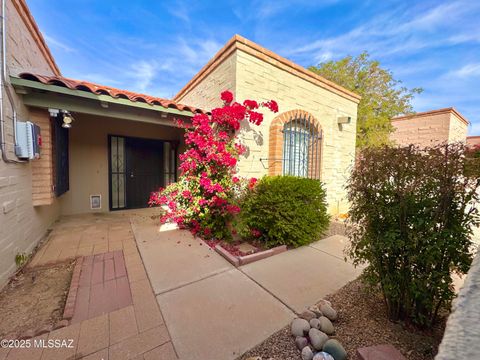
[{"x1": 239, "y1": 278, "x2": 447, "y2": 360}]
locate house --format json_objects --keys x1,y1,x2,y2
[
  {"x1": 0, "y1": 0, "x2": 359, "y2": 287},
  {"x1": 390, "y1": 107, "x2": 470, "y2": 146}
]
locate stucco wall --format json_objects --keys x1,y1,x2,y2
[
  {"x1": 436, "y1": 250, "x2": 480, "y2": 359},
  {"x1": 0, "y1": 0, "x2": 60, "y2": 288},
  {"x1": 391, "y1": 111, "x2": 468, "y2": 147},
  {"x1": 60, "y1": 114, "x2": 184, "y2": 215},
  {"x1": 177, "y1": 48, "x2": 358, "y2": 214}
]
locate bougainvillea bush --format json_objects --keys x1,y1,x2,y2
[
  {"x1": 149, "y1": 91, "x2": 278, "y2": 240},
  {"x1": 346, "y1": 143, "x2": 480, "y2": 328}
]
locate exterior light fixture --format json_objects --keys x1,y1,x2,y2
[
  {"x1": 62, "y1": 111, "x2": 74, "y2": 128},
  {"x1": 337, "y1": 116, "x2": 351, "y2": 125}
]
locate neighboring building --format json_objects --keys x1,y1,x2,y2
[
  {"x1": 467, "y1": 136, "x2": 480, "y2": 148},
  {"x1": 390, "y1": 107, "x2": 470, "y2": 147},
  {"x1": 0, "y1": 1, "x2": 359, "y2": 286}
]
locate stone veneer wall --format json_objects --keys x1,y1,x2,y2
[
  {"x1": 0, "y1": 0, "x2": 60, "y2": 287},
  {"x1": 177, "y1": 48, "x2": 358, "y2": 215}
]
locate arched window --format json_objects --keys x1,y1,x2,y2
[
  {"x1": 268, "y1": 110, "x2": 322, "y2": 179},
  {"x1": 283, "y1": 122, "x2": 310, "y2": 177}
]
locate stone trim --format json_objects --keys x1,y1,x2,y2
[
  {"x1": 11, "y1": 0, "x2": 61, "y2": 76},
  {"x1": 268, "y1": 109, "x2": 322, "y2": 177},
  {"x1": 392, "y1": 107, "x2": 470, "y2": 126},
  {"x1": 174, "y1": 34, "x2": 361, "y2": 104}
]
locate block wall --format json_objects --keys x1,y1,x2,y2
[{"x1": 0, "y1": 0, "x2": 60, "y2": 288}]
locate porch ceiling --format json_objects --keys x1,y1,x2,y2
[{"x1": 11, "y1": 75, "x2": 202, "y2": 125}]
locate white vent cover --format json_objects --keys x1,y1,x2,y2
[{"x1": 90, "y1": 195, "x2": 101, "y2": 210}]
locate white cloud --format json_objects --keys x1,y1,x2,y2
[
  {"x1": 283, "y1": 1, "x2": 480, "y2": 63},
  {"x1": 166, "y1": 0, "x2": 191, "y2": 23},
  {"x1": 44, "y1": 34, "x2": 75, "y2": 53},
  {"x1": 129, "y1": 60, "x2": 158, "y2": 93},
  {"x1": 449, "y1": 63, "x2": 480, "y2": 78}
]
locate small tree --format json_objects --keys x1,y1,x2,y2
[
  {"x1": 309, "y1": 52, "x2": 422, "y2": 148},
  {"x1": 346, "y1": 143, "x2": 480, "y2": 327},
  {"x1": 149, "y1": 91, "x2": 278, "y2": 240}
]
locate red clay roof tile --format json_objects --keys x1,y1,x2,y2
[{"x1": 19, "y1": 72, "x2": 205, "y2": 114}]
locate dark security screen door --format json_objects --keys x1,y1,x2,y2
[
  {"x1": 125, "y1": 137, "x2": 163, "y2": 209},
  {"x1": 109, "y1": 135, "x2": 176, "y2": 210}
]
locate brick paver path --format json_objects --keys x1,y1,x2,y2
[
  {"x1": 1, "y1": 211, "x2": 177, "y2": 360},
  {"x1": 70, "y1": 251, "x2": 133, "y2": 323}
]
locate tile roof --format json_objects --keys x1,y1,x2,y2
[{"x1": 19, "y1": 72, "x2": 205, "y2": 114}]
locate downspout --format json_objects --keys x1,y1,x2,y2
[{"x1": 0, "y1": 0, "x2": 25, "y2": 163}]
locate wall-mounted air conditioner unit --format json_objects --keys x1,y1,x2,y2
[{"x1": 15, "y1": 121, "x2": 41, "y2": 160}]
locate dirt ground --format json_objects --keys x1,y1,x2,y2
[
  {"x1": 0, "y1": 261, "x2": 74, "y2": 339},
  {"x1": 240, "y1": 278, "x2": 447, "y2": 360}
]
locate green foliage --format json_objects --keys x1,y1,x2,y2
[
  {"x1": 15, "y1": 253, "x2": 29, "y2": 267},
  {"x1": 346, "y1": 143, "x2": 480, "y2": 328},
  {"x1": 465, "y1": 145, "x2": 480, "y2": 177},
  {"x1": 309, "y1": 52, "x2": 422, "y2": 148},
  {"x1": 238, "y1": 175, "x2": 330, "y2": 248}
]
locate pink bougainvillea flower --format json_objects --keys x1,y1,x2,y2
[
  {"x1": 220, "y1": 90, "x2": 234, "y2": 104},
  {"x1": 248, "y1": 177, "x2": 258, "y2": 190},
  {"x1": 148, "y1": 91, "x2": 278, "y2": 240},
  {"x1": 248, "y1": 111, "x2": 263, "y2": 126},
  {"x1": 251, "y1": 228, "x2": 262, "y2": 238},
  {"x1": 263, "y1": 100, "x2": 279, "y2": 113},
  {"x1": 243, "y1": 99, "x2": 259, "y2": 110}
]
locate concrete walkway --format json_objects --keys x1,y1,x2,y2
[
  {"x1": 133, "y1": 218, "x2": 362, "y2": 360},
  {"x1": 2, "y1": 211, "x2": 177, "y2": 360}
]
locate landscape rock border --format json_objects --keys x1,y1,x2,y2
[{"x1": 291, "y1": 299, "x2": 347, "y2": 360}]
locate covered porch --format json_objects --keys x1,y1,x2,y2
[{"x1": 11, "y1": 73, "x2": 201, "y2": 215}]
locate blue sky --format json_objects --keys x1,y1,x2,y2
[{"x1": 29, "y1": 0, "x2": 480, "y2": 134}]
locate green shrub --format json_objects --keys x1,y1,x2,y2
[
  {"x1": 238, "y1": 175, "x2": 330, "y2": 248},
  {"x1": 347, "y1": 143, "x2": 480, "y2": 328}
]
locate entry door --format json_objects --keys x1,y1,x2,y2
[
  {"x1": 109, "y1": 135, "x2": 173, "y2": 210},
  {"x1": 125, "y1": 137, "x2": 164, "y2": 209}
]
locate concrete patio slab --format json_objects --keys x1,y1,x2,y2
[
  {"x1": 241, "y1": 238, "x2": 362, "y2": 313},
  {"x1": 131, "y1": 219, "x2": 233, "y2": 294},
  {"x1": 157, "y1": 269, "x2": 295, "y2": 360}
]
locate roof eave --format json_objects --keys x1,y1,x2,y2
[{"x1": 11, "y1": 76, "x2": 196, "y2": 117}]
